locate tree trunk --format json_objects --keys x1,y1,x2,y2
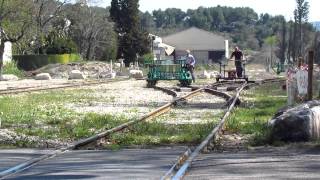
[{"x1": 0, "y1": 41, "x2": 5, "y2": 80}]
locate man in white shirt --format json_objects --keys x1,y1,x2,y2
[{"x1": 186, "y1": 49, "x2": 196, "y2": 83}]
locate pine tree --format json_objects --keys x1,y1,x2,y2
[{"x1": 110, "y1": 0, "x2": 150, "y2": 66}]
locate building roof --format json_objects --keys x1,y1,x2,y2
[{"x1": 162, "y1": 27, "x2": 226, "y2": 51}]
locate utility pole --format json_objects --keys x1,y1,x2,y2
[{"x1": 308, "y1": 51, "x2": 314, "y2": 101}]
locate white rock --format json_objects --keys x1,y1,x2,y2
[
  {"x1": 69, "y1": 70, "x2": 85, "y2": 80},
  {"x1": 99, "y1": 72, "x2": 116, "y2": 79},
  {"x1": 114, "y1": 63, "x2": 121, "y2": 68},
  {"x1": 0, "y1": 74, "x2": 18, "y2": 81},
  {"x1": 209, "y1": 71, "x2": 220, "y2": 78},
  {"x1": 129, "y1": 70, "x2": 143, "y2": 79},
  {"x1": 35, "y1": 73, "x2": 52, "y2": 80},
  {"x1": 198, "y1": 70, "x2": 211, "y2": 79}
]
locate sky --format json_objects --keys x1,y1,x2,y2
[{"x1": 92, "y1": 0, "x2": 319, "y2": 22}]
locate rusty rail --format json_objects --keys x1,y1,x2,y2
[{"x1": 163, "y1": 82, "x2": 248, "y2": 180}]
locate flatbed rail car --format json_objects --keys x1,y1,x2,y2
[
  {"x1": 216, "y1": 60, "x2": 249, "y2": 82},
  {"x1": 146, "y1": 59, "x2": 192, "y2": 87}
]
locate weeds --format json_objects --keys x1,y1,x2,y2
[
  {"x1": 3, "y1": 61, "x2": 24, "y2": 77},
  {"x1": 226, "y1": 82, "x2": 287, "y2": 145}
]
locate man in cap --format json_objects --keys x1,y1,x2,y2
[
  {"x1": 230, "y1": 46, "x2": 244, "y2": 77},
  {"x1": 186, "y1": 49, "x2": 196, "y2": 83}
]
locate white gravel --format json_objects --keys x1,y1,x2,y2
[
  {"x1": 66, "y1": 80, "x2": 174, "y2": 118},
  {"x1": 156, "y1": 91, "x2": 227, "y2": 124}
]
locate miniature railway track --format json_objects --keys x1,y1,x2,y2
[
  {"x1": 0, "y1": 78, "x2": 284, "y2": 179},
  {"x1": 0, "y1": 82, "x2": 231, "y2": 179},
  {"x1": 0, "y1": 78, "x2": 129, "y2": 95},
  {"x1": 161, "y1": 77, "x2": 286, "y2": 179}
]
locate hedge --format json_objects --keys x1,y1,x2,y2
[{"x1": 13, "y1": 54, "x2": 82, "y2": 71}]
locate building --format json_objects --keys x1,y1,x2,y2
[{"x1": 162, "y1": 27, "x2": 228, "y2": 64}]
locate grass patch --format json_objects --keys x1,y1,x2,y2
[
  {"x1": 3, "y1": 61, "x2": 24, "y2": 77},
  {"x1": 0, "y1": 89, "x2": 129, "y2": 143},
  {"x1": 105, "y1": 121, "x2": 217, "y2": 148},
  {"x1": 225, "y1": 82, "x2": 287, "y2": 146}
]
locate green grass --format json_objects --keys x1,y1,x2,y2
[
  {"x1": 0, "y1": 89, "x2": 129, "y2": 141},
  {"x1": 106, "y1": 121, "x2": 217, "y2": 148},
  {"x1": 0, "y1": 87, "x2": 221, "y2": 148},
  {"x1": 3, "y1": 61, "x2": 24, "y2": 77},
  {"x1": 1, "y1": 82, "x2": 285, "y2": 148},
  {"x1": 225, "y1": 82, "x2": 287, "y2": 145}
]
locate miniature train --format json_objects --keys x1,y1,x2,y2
[{"x1": 146, "y1": 59, "x2": 192, "y2": 87}]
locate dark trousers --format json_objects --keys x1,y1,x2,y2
[
  {"x1": 187, "y1": 65, "x2": 195, "y2": 82},
  {"x1": 236, "y1": 65, "x2": 243, "y2": 77}
]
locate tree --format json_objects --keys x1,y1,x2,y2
[
  {"x1": 66, "y1": 3, "x2": 116, "y2": 60},
  {"x1": 0, "y1": 0, "x2": 33, "y2": 79},
  {"x1": 294, "y1": 0, "x2": 309, "y2": 56},
  {"x1": 32, "y1": 0, "x2": 70, "y2": 54},
  {"x1": 110, "y1": 0, "x2": 150, "y2": 66},
  {"x1": 279, "y1": 18, "x2": 287, "y2": 64},
  {"x1": 264, "y1": 35, "x2": 278, "y2": 68}
]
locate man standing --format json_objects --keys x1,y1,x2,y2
[
  {"x1": 186, "y1": 49, "x2": 196, "y2": 83},
  {"x1": 230, "y1": 46, "x2": 244, "y2": 77}
]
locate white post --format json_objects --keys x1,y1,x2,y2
[
  {"x1": 224, "y1": 40, "x2": 229, "y2": 58},
  {"x1": 110, "y1": 59, "x2": 113, "y2": 74}
]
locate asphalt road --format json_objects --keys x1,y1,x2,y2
[
  {"x1": 186, "y1": 146, "x2": 320, "y2": 180},
  {"x1": 0, "y1": 149, "x2": 53, "y2": 172},
  {"x1": 1, "y1": 147, "x2": 187, "y2": 180}
]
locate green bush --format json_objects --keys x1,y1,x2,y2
[
  {"x1": 142, "y1": 53, "x2": 154, "y2": 65},
  {"x1": 3, "y1": 61, "x2": 24, "y2": 77},
  {"x1": 14, "y1": 54, "x2": 82, "y2": 71},
  {"x1": 45, "y1": 38, "x2": 78, "y2": 55}
]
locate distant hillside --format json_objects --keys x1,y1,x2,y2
[{"x1": 313, "y1": 22, "x2": 320, "y2": 30}]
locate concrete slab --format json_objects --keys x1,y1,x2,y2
[
  {"x1": 5, "y1": 147, "x2": 187, "y2": 180},
  {"x1": 186, "y1": 147, "x2": 320, "y2": 179}
]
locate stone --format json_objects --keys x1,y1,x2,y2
[
  {"x1": 129, "y1": 70, "x2": 143, "y2": 79},
  {"x1": 69, "y1": 70, "x2": 85, "y2": 80},
  {"x1": 114, "y1": 63, "x2": 121, "y2": 68},
  {"x1": 35, "y1": 73, "x2": 52, "y2": 80},
  {"x1": 269, "y1": 100, "x2": 320, "y2": 142},
  {"x1": 0, "y1": 74, "x2": 18, "y2": 81},
  {"x1": 198, "y1": 70, "x2": 211, "y2": 79},
  {"x1": 209, "y1": 71, "x2": 220, "y2": 78},
  {"x1": 99, "y1": 72, "x2": 116, "y2": 79}
]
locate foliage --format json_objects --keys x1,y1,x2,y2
[
  {"x1": 110, "y1": 0, "x2": 150, "y2": 66},
  {"x1": 14, "y1": 54, "x2": 81, "y2": 70},
  {"x1": 44, "y1": 34, "x2": 78, "y2": 54},
  {"x1": 141, "y1": 53, "x2": 154, "y2": 64},
  {"x1": 2, "y1": 61, "x2": 24, "y2": 77}
]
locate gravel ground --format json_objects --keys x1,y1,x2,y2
[
  {"x1": 155, "y1": 86, "x2": 228, "y2": 125},
  {"x1": 66, "y1": 80, "x2": 174, "y2": 119},
  {"x1": 65, "y1": 79, "x2": 227, "y2": 124}
]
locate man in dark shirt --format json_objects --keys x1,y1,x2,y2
[{"x1": 230, "y1": 46, "x2": 244, "y2": 77}]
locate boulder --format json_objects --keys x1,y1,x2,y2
[
  {"x1": 0, "y1": 74, "x2": 18, "y2": 81},
  {"x1": 35, "y1": 73, "x2": 52, "y2": 80},
  {"x1": 269, "y1": 101, "x2": 320, "y2": 142},
  {"x1": 129, "y1": 70, "x2": 143, "y2": 79},
  {"x1": 99, "y1": 72, "x2": 116, "y2": 79},
  {"x1": 114, "y1": 63, "x2": 121, "y2": 68},
  {"x1": 198, "y1": 70, "x2": 211, "y2": 79},
  {"x1": 209, "y1": 71, "x2": 220, "y2": 78},
  {"x1": 69, "y1": 70, "x2": 85, "y2": 80}
]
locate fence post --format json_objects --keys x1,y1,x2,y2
[{"x1": 308, "y1": 51, "x2": 314, "y2": 101}]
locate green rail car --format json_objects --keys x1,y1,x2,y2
[{"x1": 146, "y1": 59, "x2": 192, "y2": 87}]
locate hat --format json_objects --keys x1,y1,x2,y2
[{"x1": 186, "y1": 49, "x2": 191, "y2": 54}]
